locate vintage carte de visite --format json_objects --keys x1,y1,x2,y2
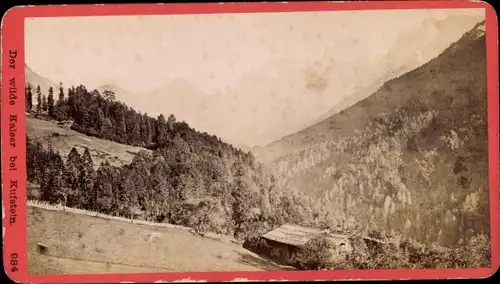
[{"x1": 1, "y1": 1, "x2": 499, "y2": 283}]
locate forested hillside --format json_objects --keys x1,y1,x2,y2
[
  {"x1": 25, "y1": 82, "x2": 337, "y2": 242},
  {"x1": 267, "y1": 21, "x2": 490, "y2": 248}
]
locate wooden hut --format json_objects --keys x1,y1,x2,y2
[
  {"x1": 251, "y1": 224, "x2": 352, "y2": 267},
  {"x1": 57, "y1": 120, "x2": 74, "y2": 129}
]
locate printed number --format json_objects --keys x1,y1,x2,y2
[{"x1": 10, "y1": 253, "x2": 18, "y2": 272}]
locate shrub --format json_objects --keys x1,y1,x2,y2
[{"x1": 295, "y1": 236, "x2": 335, "y2": 270}]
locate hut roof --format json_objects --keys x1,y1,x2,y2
[
  {"x1": 362, "y1": 236, "x2": 387, "y2": 244},
  {"x1": 261, "y1": 224, "x2": 349, "y2": 247}
]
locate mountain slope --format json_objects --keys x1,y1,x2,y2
[
  {"x1": 25, "y1": 64, "x2": 59, "y2": 93},
  {"x1": 382, "y1": 14, "x2": 485, "y2": 81},
  {"x1": 257, "y1": 15, "x2": 485, "y2": 162},
  {"x1": 306, "y1": 14, "x2": 484, "y2": 131},
  {"x1": 265, "y1": 21, "x2": 489, "y2": 247}
]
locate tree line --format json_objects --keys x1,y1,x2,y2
[{"x1": 25, "y1": 83, "x2": 240, "y2": 152}]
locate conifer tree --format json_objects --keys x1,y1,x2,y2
[
  {"x1": 156, "y1": 114, "x2": 168, "y2": 145},
  {"x1": 94, "y1": 161, "x2": 117, "y2": 214},
  {"x1": 67, "y1": 86, "x2": 76, "y2": 118},
  {"x1": 231, "y1": 161, "x2": 253, "y2": 239},
  {"x1": 78, "y1": 147, "x2": 96, "y2": 210},
  {"x1": 129, "y1": 117, "x2": 141, "y2": 145},
  {"x1": 117, "y1": 168, "x2": 139, "y2": 218},
  {"x1": 58, "y1": 82, "x2": 65, "y2": 103},
  {"x1": 141, "y1": 114, "x2": 152, "y2": 146},
  {"x1": 26, "y1": 137, "x2": 44, "y2": 184},
  {"x1": 114, "y1": 107, "x2": 127, "y2": 143},
  {"x1": 95, "y1": 108, "x2": 107, "y2": 137},
  {"x1": 36, "y1": 85, "x2": 42, "y2": 117},
  {"x1": 25, "y1": 83, "x2": 33, "y2": 112},
  {"x1": 149, "y1": 157, "x2": 171, "y2": 221},
  {"x1": 167, "y1": 114, "x2": 177, "y2": 132},
  {"x1": 42, "y1": 95, "x2": 48, "y2": 112},
  {"x1": 102, "y1": 90, "x2": 114, "y2": 118},
  {"x1": 47, "y1": 86, "x2": 55, "y2": 117},
  {"x1": 39, "y1": 147, "x2": 66, "y2": 204},
  {"x1": 65, "y1": 147, "x2": 83, "y2": 207}
]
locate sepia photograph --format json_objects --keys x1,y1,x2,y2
[{"x1": 23, "y1": 7, "x2": 491, "y2": 275}]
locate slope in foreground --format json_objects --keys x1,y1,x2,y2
[{"x1": 28, "y1": 204, "x2": 290, "y2": 274}]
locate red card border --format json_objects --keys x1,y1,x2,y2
[{"x1": 1, "y1": 1, "x2": 499, "y2": 282}]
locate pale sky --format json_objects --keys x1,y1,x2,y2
[
  {"x1": 25, "y1": 8, "x2": 483, "y2": 94},
  {"x1": 25, "y1": 8, "x2": 485, "y2": 147}
]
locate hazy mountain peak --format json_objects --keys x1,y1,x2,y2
[
  {"x1": 25, "y1": 64, "x2": 59, "y2": 92},
  {"x1": 97, "y1": 84, "x2": 130, "y2": 93},
  {"x1": 468, "y1": 20, "x2": 486, "y2": 39},
  {"x1": 384, "y1": 14, "x2": 483, "y2": 72}
]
